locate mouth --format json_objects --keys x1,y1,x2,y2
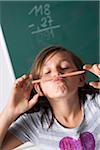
[{"x1": 53, "y1": 76, "x2": 64, "y2": 82}]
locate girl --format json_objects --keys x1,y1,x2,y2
[{"x1": 0, "y1": 45, "x2": 100, "y2": 150}]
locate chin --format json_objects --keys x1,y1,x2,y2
[
  {"x1": 56, "y1": 85, "x2": 68, "y2": 93},
  {"x1": 54, "y1": 88, "x2": 68, "y2": 98}
]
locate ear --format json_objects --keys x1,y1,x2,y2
[
  {"x1": 34, "y1": 83, "x2": 44, "y2": 96},
  {"x1": 78, "y1": 75, "x2": 86, "y2": 87}
]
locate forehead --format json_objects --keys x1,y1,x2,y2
[{"x1": 43, "y1": 51, "x2": 73, "y2": 66}]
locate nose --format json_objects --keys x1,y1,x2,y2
[{"x1": 52, "y1": 69, "x2": 61, "y2": 77}]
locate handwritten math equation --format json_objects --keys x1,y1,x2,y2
[{"x1": 28, "y1": 3, "x2": 60, "y2": 39}]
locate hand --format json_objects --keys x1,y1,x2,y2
[
  {"x1": 6, "y1": 74, "x2": 39, "y2": 119},
  {"x1": 83, "y1": 64, "x2": 100, "y2": 89}
]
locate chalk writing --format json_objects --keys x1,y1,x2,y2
[{"x1": 28, "y1": 3, "x2": 60, "y2": 39}]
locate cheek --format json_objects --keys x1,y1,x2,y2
[
  {"x1": 65, "y1": 76, "x2": 80, "y2": 87},
  {"x1": 70, "y1": 76, "x2": 79, "y2": 82},
  {"x1": 40, "y1": 82, "x2": 52, "y2": 95}
]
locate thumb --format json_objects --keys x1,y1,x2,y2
[
  {"x1": 89, "y1": 81, "x2": 100, "y2": 89},
  {"x1": 28, "y1": 93, "x2": 39, "y2": 109}
]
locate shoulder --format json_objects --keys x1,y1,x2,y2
[
  {"x1": 22, "y1": 111, "x2": 42, "y2": 123},
  {"x1": 84, "y1": 92, "x2": 100, "y2": 109},
  {"x1": 10, "y1": 111, "x2": 43, "y2": 129},
  {"x1": 17, "y1": 110, "x2": 51, "y2": 127}
]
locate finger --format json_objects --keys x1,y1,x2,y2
[
  {"x1": 92, "y1": 64, "x2": 100, "y2": 76},
  {"x1": 83, "y1": 64, "x2": 100, "y2": 71},
  {"x1": 14, "y1": 74, "x2": 30, "y2": 87},
  {"x1": 28, "y1": 93, "x2": 39, "y2": 109},
  {"x1": 83, "y1": 64, "x2": 92, "y2": 71},
  {"x1": 17, "y1": 74, "x2": 33, "y2": 90},
  {"x1": 18, "y1": 74, "x2": 32, "y2": 83},
  {"x1": 25, "y1": 81, "x2": 34, "y2": 92},
  {"x1": 83, "y1": 64, "x2": 100, "y2": 77},
  {"x1": 96, "y1": 64, "x2": 100, "y2": 69},
  {"x1": 14, "y1": 78, "x2": 24, "y2": 88},
  {"x1": 92, "y1": 64, "x2": 100, "y2": 72},
  {"x1": 29, "y1": 74, "x2": 33, "y2": 79},
  {"x1": 89, "y1": 82, "x2": 100, "y2": 89},
  {"x1": 32, "y1": 79, "x2": 41, "y2": 84}
]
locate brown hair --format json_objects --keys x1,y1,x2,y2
[
  {"x1": 31, "y1": 45, "x2": 84, "y2": 80},
  {"x1": 28, "y1": 45, "x2": 98, "y2": 128}
]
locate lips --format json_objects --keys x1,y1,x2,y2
[{"x1": 53, "y1": 76, "x2": 64, "y2": 82}]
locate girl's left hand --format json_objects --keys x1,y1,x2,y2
[{"x1": 83, "y1": 64, "x2": 100, "y2": 89}]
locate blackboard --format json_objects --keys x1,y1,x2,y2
[{"x1": 0, "y1": 1, "x2": 99, "y2": 81}]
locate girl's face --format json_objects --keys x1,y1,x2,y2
[{"x1": 39, "y1": 51, "x2": 84, "y2": 100}]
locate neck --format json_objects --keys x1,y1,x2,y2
[{"x1": 49, "y1": 93, "x2": 82, "y2": 128}]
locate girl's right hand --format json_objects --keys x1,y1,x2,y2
[
  {"x1": 6, "y1": 74, "x2": 39, "y2": 120},
  {"x1": 83, "y1": 64, "x2": 100, "y2": 89}
]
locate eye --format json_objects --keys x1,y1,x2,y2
[
  {"x1": 44, "y1": 70, "x2": 51, "y2": 75},
  {"x1": 45, "y1": 71, "x2": 50, "y2": 74},
  {"x1": 60, "y1": 66, "x2": 69, "y2": 74},
  {"x1": 61, "y1": 66, "x2": 69, "y2": 70},
  {"x1": 61, "y1": 67, "x2": 69, "y2": 70}
]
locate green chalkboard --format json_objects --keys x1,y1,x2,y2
[{"x1": 0, "y1": 1, "x2": 99, "y2": 81}]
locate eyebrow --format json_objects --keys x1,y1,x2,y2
[{"x1": 43, "y1": 59, "x2": 71, "y2": 68}]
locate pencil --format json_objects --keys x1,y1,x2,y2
[
  {"x1": 32, "y1": 79, "x2": 41, "y2": 84},
  {"x1": 60, "y1": 70, "x2": 85, "y2": 78},
  {"x1": 32, "y1": 70, "x2": 85, "y2": 84}
]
